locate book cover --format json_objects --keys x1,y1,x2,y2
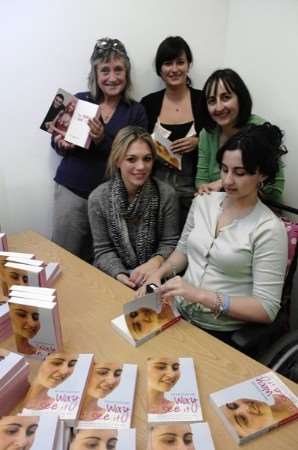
[
  {"x1": 147, "y1": 357, "x2": 203, "y2": 424},
  {"x1": 0, "y1": 414, "x2": 60, "y2": 450},
  {"x1": 0, "y1": 347, "x2": 26, "y2": 385},
  {"x1": 0, "y1": 363, "x2": 30, "y2": 415},
  {"x1": 40, "y1": 88, "x2": 99, "y2": 149},
  {"x1": 78, "y1": 362, "x2": 137, "y2": 429},
  {"x1": 147, "y1": 422, "x2": 215, "y2": 450},
  {"x1": 111, "y1": 302, "x2": 180, "y2": 347},
  {"x1": 0, "y1": 253, "x2": 33, "y2": 298},
  {"x1": 22, "y1": 352, "x2": 94, "y2": 425},
  {"x1": 70, "y1": 428, "x2": 136, "y2": 450},
  {"x1": 8, "y1": 297, "x2": 63, "y2": 358},
  {"x1": 153, "y1": 127, "x2": 182, "y2": 170},
  {"x1": 209, "y1": 371, "x2": 298, "y2": 444},
  {"x1": 4, "y1": 261, "x2": 46, "y2": 288}
]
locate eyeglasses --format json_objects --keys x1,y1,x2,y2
[{"x1": 92, "y1": 38, "x2": 127, "y2": 58}]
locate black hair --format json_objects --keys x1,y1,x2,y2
[
  {"x1": 216, "y1": 122, "x2": 287, "y2": 185},
  {"x1": 155, "y1": 36, "x2": 193, "y2": 85},
  {"x1": 199, "y1": 68, "x2": 252, "y2": 132}
]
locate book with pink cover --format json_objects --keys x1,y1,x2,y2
[
  {"x1": 71, "y1": 428, "x2": 136, "y2": 449},
  {"x1": 209, "y1": 371, "x2": 298, "y2": 444},
  {"x1": 147, "y1": 357, "x2": 203, "y2": 424},
  {"x1": 22, "y1": 352, "x2": 94, "y2": 425},
  {"x1": 41, "y1": 88, "x2": 100, "y2": 149},
  {"x1": 78, "y1": 362, "x2": 137, "y2": 429},
  {"x1": 8, "y1": 296, "x2": 63, "y2": 359},
  {"x1": 147, "y1": 423, "x2": 215, "y2": 450},
  {"x1": 111, "y1": 291, "x2": 180, "y2": 347},
  {"x1": 0, "y1": 362, "x2": 30, "y2": 415}
]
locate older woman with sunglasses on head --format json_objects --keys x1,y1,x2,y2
[
  {"x1": 51, "y1": 38, "x2": 147, "y2": 261},
  {"x1": 196, "y1": 69, "x2": 285, "y2": 202},
  {"x1": 88, "y1": 126, "x2": 179, "y2": 289},
  {"x1": 140, "y1": 123, "x2": 288, "y2": 345},
  {"x1": 141, "y1": 36, "x2": 203, "y2": 230}
]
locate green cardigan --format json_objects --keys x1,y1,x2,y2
[{"x1": 195, "y1": 115, "x2": 285, "y2": 201}]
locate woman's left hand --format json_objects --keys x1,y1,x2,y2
[
  {"x1": 160, "y1": 276, "x2": 200, "y2": 303},
  {"x1": 88, "y1": 117, "x2": 104, "y2": 144},
  {"x1": 130, "y1": 258, "x2": 163, "y2": 288},
  {"x1": 170, "y1": 136, "x2": 198, "y2": 154}
]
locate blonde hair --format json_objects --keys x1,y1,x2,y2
[{"x1": 106, "y1": 126, "x2": 156, "y2": 177}]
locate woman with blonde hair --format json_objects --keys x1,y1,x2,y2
[{"x1": 88, "y1": 126, "x2": 179, "y2": 288}]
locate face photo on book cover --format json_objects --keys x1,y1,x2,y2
[
  {"x1": 40, "y1": 88, "x2": 70, "y2": 133},
  {"x1": 24, "y1": 352, "x2": 78, "y2": 410},
  {"x1": 148, "y1": 358, "x2": 200, "y2": 417},
  {"x1": 69, "y1": 429, "x2": 118, "y2": 450},
  {"x1": 3, "y1": 265, "x2": 29, "y2": 289},
  {"x1": 0, "y1": 415, "x2": 39, "y2": 450},
  {"x1": 149, "y1": 424, "x2": 195, "y2": 450},
  {"x1": 125, "y1": 303, "x2": 176, "y2": 342},
  {"x1": 80, "y1": 361, "x2": 123, "y2": 421},
  {"x1": 10, "y1": 303, "x2": 41, "y2": 355}
]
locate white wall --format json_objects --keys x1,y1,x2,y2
[
  {"x1": 224, "y1": 0, "x2": 298, "y2": 207},
  {"x1": 0, "y1": 0, "x2": 229, "y2": 236}
]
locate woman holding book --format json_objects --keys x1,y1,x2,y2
[
  {"x1": 140, "y1": 123, "x2": 288, "y2": 345},
  {"x1": 141, "y1": 36, "x2": 202, "y2": 230},
  {"x1": 0, "y1": 415, "x2": 39, "y2": 450},
  {"x1": 196, "y1": 68, "x2": 285, "y2": 202},
  {"x1": 24, "y1": 352, "x2": 77, "y2": 409},
  {"x1": 149, "y1": 424, "x2": 195, "y2": 450},
  {"x1": 9, "y1": 303, "x2": 40, "y2": 355},
  {"x1": 88, "y1": 126, "x2": 179, "y2": 289},
  {"x1": 147, "y1": 357, "x2": 181, "y2": 414},
  {"x1": 70, "y1": 429, "x2": 118, "y2": 450},
  {"x1": 51, "y1": 37, "x2": 147, "y2": 261},
  {"x1": 80, "y1": 362, "x2": 123, "y2": 420}
]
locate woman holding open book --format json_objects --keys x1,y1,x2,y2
[
  {"x1": 51, "y1": 38, "x2": 147, "y2": 261},
  {"x1": 88, "y1": 126, "x2": 179, "y2": 289},
  {"x1": 140, "y1": 123, "x2": 288, "y2": 345},
  {"x1": 141, "y1": 36, "x2": 202, "y2": 230}
]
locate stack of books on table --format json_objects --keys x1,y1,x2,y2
[
  {"x1": 8, "y1": 285, "x2": 63, "y2": 359},
  {"x1": 0, "y1": 348, "x2": 30, "y2": 415},
  {"x1": 111, "y1": 286, "x2": 181, "y2": 346},
  {"x1": 0, "y1": 413, "x2": 65, "y2": 450},
  {"x1": 146, "y1": 356, "x2": 216, "y2": 450}
]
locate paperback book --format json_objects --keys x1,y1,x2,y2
[
  {"x1": 209, "y1": 371, "x2": 298, "y2": 444},
  {"x1": 147, "y1": 422, "x2": 215, "y2": 450},
  {"x1": 22, "y1": 352, "x2": 94, "y2": 425},
  {"x1": 0, "y1": 414, "x2": 60, "y2": 450},
  {"x1": 40, "y1": 88, "x2": 100, "y2": 149},
  {"x1": 147, "y1": 357, "x2": 203, "y2": 424},
  {"x1": 78, "y1": 362, "x2": 137, "y2": 429},
  {"x1": 70, "y1": 428, "x2": 136, "y2": 449},
  {"x1": 111, "y1": 290, "x2": 180, "y2": 347},
  {"x1": 153, "y1": 126, "x2": 182, "y2": 170},
  {"x1": 0, "y1": 232, "x2": 8, "y2": 251},
  {"x1": 8, "y1": 295, "x2": 63, "y2": 359}
]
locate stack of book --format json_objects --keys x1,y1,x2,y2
[
  {"x1": 8, "y1": 285, "x2": 63, "y2": 359},
  {"x1": 146, "y1": 356, "x2": 216, "y2": 449},
  {"x1": 22, "y1": 352, "x2": 94, "y2": 426},
  {"x1": 0, "y1": 413, "x2": 63, "y2": 450},
  {"x1": 0, "y1": 348, "x2": 30, "y2": 415},
  {"x1": 77, "y1": 360, "x2": 138, "y2": 428},
  {"x1": 111, "y1": 288, "x2": 180, "y2": 346}
]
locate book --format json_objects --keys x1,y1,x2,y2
[
  {"x1": 3, "y1": 261, "x2": 47, "y2": 288},
  {"x1": 0, "y1": 347, "x2": 26, "y2": 385},
  {"x1": 8, "y1": 296, "x2": 63, "y2": 358},
  {"x1": 147, "y1": 357, "x2": 203, "y2": 424},
  {"x1": 10, "y1": 284, "x2": 56, "y2": 296},
  {"x1": 78, "y1": 362, "x2": 137, "y2": 429},
  {"x1": 0, "y1": 252, "x2": 35, "y2": 298},
  {"x1": 147, "y1": 422, "x2": 215, "y2": 450},
  {"x1": 40, "y1": 88, "x2": 100, "y2": 149},
  {"x1": 1, "y1": 414, "x2": 60, "y2": 450},
  {"x1": 153, "y1": 126, "x2": 182, "y2": 170},
  {"x1": 111, "y1": 292, "x2": 180, "y2": 347},
  {"x1": 209, "y1": 371, "x2": 298, "y2": 444},
  {"x1": 70, "y1": 428, "x2": 136, "y2": 449},
  {"x1": 22, "y1": 352, "x2": 94, "y2": 426}
]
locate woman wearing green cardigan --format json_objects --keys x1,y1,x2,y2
[{"x1": 196, "y1": 69, "x2": 284, "y2": 202}]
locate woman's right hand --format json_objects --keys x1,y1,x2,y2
[
  {"x1": 195, "y1": 179, "x2": 223, "y2": 195},
  {"x1": 116, "y1": 273, "x2": 136, "y2": 289}
]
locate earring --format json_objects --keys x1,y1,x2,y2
[{"x1": 258, "y1": 180, "x2": 264, "y2": 190}]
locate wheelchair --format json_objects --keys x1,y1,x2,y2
[{"x1": 230, "y1": 200, "x2": 298, "y2": 383}]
